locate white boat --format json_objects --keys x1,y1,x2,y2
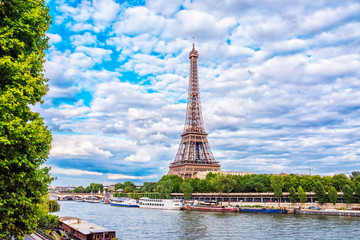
[
  {"x1": 83, "y1": 196, "x2": 101, "y2": 203},
  {"x1": 110, "y1": 197, "x2": 139, "y2": 207},
  {"x1": 75, "y1": 197, "x2": 84, "y2": 202},
  {"x1": 138, "y1": 197, "x2": 182, "y2": 210}
]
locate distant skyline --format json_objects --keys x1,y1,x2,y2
[{"x1": 41, "y1": 0, "x2": 360, "y2": 186}]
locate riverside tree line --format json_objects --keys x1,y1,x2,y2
[{"x1": 74, "y1": 171, "x2": 360, "y2": 205}]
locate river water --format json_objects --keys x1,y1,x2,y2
[{"x1": 56, "y1": 201, "x2": 360, "y2": 239}]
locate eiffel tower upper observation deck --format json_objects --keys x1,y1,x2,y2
[{"x1": 167, "y1": 43, "x2": 221, "y2": 178}]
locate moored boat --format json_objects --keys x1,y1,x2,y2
[
  {"x1": 83, "y1": 196, "x2": 101, "y2": 203},
  {"x1": 110, "y1": 197, "x2": 139, "y2": 207},
  {"x1": 238, "y1": 207, "x2": 287, "y2": 214},
  {"x1": 182, "y1": 204, "x2": 237, "y2": 212},
  {"x1": 138, "y1": 197, "x2": 182, "y2": 210}
]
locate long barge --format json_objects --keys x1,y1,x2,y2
[
  {"x1": 238, "y1": 207, "x2": 287, "y2": 214},
  {"x1": 294, "y1": 208, "x2": 360, "y2": 217},
  {"x1": 182, "y1": 205, "x2": 237, "y2": 212}
]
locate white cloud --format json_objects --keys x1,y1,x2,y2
[
  {"x1": 50, "y1": 135, "x2": 113, "y2": 158},
  {"x1": 75, "y1": 46, "x2": 112, "y2": 63},
  {"x1": 51, "y1": 166, "x2": 103, "y2": 176},
  {"x1": 44, "y1": 0, "x2": 360, "y2": 186},
  {"x1": 112, "y1": 6, "x2": 166, "y2": 35},
  {"x1": 70, "y1": 32, "x2": 97, "y2": 46},
  {"x1": 108, "y1": 174, "x2": 158, "y2": 180},
  {"x1": 300, "y1": 3, "x2": 360, "y2": 34},
  {"x1": 47, "y1": 33, "x2": 62, "y2": 44}
]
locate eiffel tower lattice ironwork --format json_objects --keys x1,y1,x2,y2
[{"x1": 168, "y1": 43, "x2": 221, "y2": 178}]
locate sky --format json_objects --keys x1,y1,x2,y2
[{"x1": 39, "y1": 0, "x2": 360, "y2": 187}]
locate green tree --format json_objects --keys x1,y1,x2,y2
[
  {"x1": 197, "y1": 179, "x2": 209, "y2": 193},
  {"x1": 314, "y1": 181, "x2": 327, "y2": 204},
  {"x1": 73, "y1": 186, "x2": 85, "y2": 193},
  {"x1": 89, "y1": 183, "x2": 104, "y2": 193},
  {"x1": 141, "y1": 182, "x2": 156, "y2": 193},
  {"x1": 180, "y1": 181, "x2": 193, "y2": 199},
  {"x1": 298, "y1": 186, "x2": 307, "y2": 203},
  {"x1": 123, "y1": 181, "x2": 136, "y2": 191},
  {"x1": 321, "y1": 176, "x2": 333, "y2": 191},
  {"x1": 350, "y1": 171, "x2": 360, "y2": 181},
  {"x1": 328, "y1": 186, "x2": 338, "y2": 205},
  {"x1": 48, "y1": 200, "x2": 60, "y2": 213},
  {"x1": 186, "y1": 177, "x2": 200, "y2": 192},
  {"x1": 0, "y1": 0, "x2": 52, "y2": 238},
  {"x1": 354, "y1": 183, "x2": 360, "y2": 203},
  {"x1": 270, "y1": 175, "x2": 283, "y2": 207},
  {"x1": 115, "y1": 183, "x2": 124, "y2": 191},
  {"x1": 332, "y1": 174, "x2": 352, "y2": 191},
  {"x1": 289, "y1": 187, "x2": 297, "y2": 203},
  {"x1": 342, "y1": 184, "x2": 354, "y2": 204},
  {"x1": 156, "y1": 180, "x2": 174, "y2": 199},
  {"x1": 158, "y1": 175, "x2": 183, "y2": 193},
  {"x1": 124, "y1": 186, "x2": 133, "y2": 193},
  {"x1": 211, "y1": 174, "x2": 236, "y2": 194},
  {"x1": 244, "y1": 174, "x2": 271, "y2": 192},
  {"x1": 299, "y1": 175, "x2": 315, "y2": 192},
  {"x1": 211, "y1": 174, "x2": 236, "y2": 204}
]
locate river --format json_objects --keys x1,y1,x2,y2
[{"x1": 56, "y1": 201, "x2": 360, "y2": 239}]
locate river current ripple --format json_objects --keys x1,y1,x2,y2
[{"x1": 56, "y1": 201, "x2": 360, "y2": 239}]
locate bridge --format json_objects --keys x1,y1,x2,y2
[{"x1": 49, "y1": 192, "x2": 106, "y2": 200}]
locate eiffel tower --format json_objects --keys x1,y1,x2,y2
[{"x1": 168, "y1": 42, "x2": 221, "y2": 178}]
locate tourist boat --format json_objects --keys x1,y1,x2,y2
[
  {"x1": 100, "y1": 199, "x2": 110, "y2": 204},
  {"x1": 83, "y1": 196, "x2": 101, "y2": 203},
  {"x1": 138, "y1": 197, "x2": 182, "y2": 210},
  {"x1": 238, "y1": 207, "x2": 287, "y2": 214},
  {"x1": 110, "y1": 197, "x2": 139, "y2": 207},
  {"x1": 75, "y1": 197, "x2": 84, "y2": 202}
]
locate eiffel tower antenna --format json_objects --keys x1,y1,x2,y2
[{"x1": 168, "y1": 42, "x2": 221, "y2": 179}]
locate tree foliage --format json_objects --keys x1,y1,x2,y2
[
  {"x1": 314, "y1": 181, "x2": 327, "y2": 204},
  {"x1": 350, "y1": 171, "x2": 360, "y2": 181},
  {"x1": 85, "y1": 183, "x2": 104, "y2": 193},
  {"x1": 211, "y1": 174, "x2": 236, "y2": 195},
  {"x1": 0, "y1": 0, "x2": 52, "y2": 238},
  {"x1": 332, "y1": 174, "x2": 353, "y2": 191},
  {"x1": 270, "y1": 175, "x2": 283, "y2": 200},
  {"x1": 48, "y1": 200, "x2": 60, "y2": 213},
  {"x1": 289, "y1": 187, "x2": 297, "y2": 203},
  {"x1": 298, "y1": 186, "x2": 307, "y2": 203},
  {"x1": 328, "y1": 186, "x2": 338, "y2": 205},
  {"x1": 156, "y1": 180, "x2": 174, "y2": 199},
  {"x1": 73, "y1": 186, "x2": 86, "y2": 193},
  {"x1": 342, "y1": 184, "x2": 354, "y2": 204},
  {"x1": 141, "y1": 182, "x2": 156, "y2": 193},
  {"x1": 354, "y1": 183, "x2": 360, "y2": 203},
  {"x1": 180, "y1": 181, "x2": 193, "y2": 199}
]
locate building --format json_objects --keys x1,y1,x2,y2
[{"x1": 168, "y1": 43, "x2": 221, "y2": 178}]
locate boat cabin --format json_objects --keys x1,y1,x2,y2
[{"x1": 60, "y1": 217, "x2": 116, "y2": 240}]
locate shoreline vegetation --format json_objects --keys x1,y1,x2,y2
[{"x1": 65, "y1": 171, "x2": 360, "y2": 205}]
